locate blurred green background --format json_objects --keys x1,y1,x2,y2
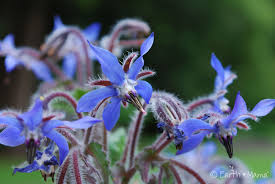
[{"x1": 0, "y1": 0, "x2": 274, "y2": 183}]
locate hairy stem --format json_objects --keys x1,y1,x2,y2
[
  {"x1": 67, "y1": 29, "x2": 92, "y2": 78},
  {"x1": 74, "y1": 51, "x2": 84, "y2": 85},
  {"x1": 43, "y1": 92, "x2": 83, "y2": 119},
  {"x1": 169, "y1": 159, "x2": 207, "y2": 184},
  {"x1": 57, "y1": 156, "x2": 70, "y2": 184},
  {"x1": 128, "y1": 103, "x2": 147, "y2": 168},
  {"x1": 103, "y1": 126, "x2": 107, "y2": 152},
  {"x1": 187, "y1": 98, "x2": 213, "y2": 112},
  {"x1": 158, "y1": 167, "x2": 163, "y2": 184},
  {"x1": 57, "y1": 129, "x2": 79, "y2": 146},
  {"x1": 72, "y1": 150, "x2": 82, "y2": 184},
  {"x1": 122, "y1": 167, "x2": 136, "y2": 184},
  {"x1": 151, "y1": 132, "x2": 166, "y2": 150},
  {"x1": 154, "y1": 136, "x2": 174, "y2": 154},
  {"x1": 169, "y1": 165, "x2": 182, "y2": 184}
]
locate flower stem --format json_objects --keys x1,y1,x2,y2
[
  {"x1": 72, "y1": 150, "x2": 82, "y2": 184},
  {"x1": 57, "y1": 156, "x2": 70, "y2": 184},
  {"x1": 154, "y1": 136, "x2": 174, "y2": 154},
  {"x1": 169, "y1": 165, "x2": 182, "y2": 184},
  {"x1": 43, "y1": 92, "x2": 83, "y2": 119},
  {"x1": 169, "y1": 159, "x2": 206, "y2": 184},
  {"x1": 151, "y1": 132, "x2": 166, "y2": 150},
  {"x1": 187, "y1": 98, "x2": 213, "y2": 112},
  {"x1": 128, "y1": 103, "x2": 147, "y2": 168}
]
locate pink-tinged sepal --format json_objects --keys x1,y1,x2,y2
[
  {"x1": 122, "y1": 52, "x2": 138, "y2": 73},
  {"x1": 136, "y1": 69, "x2": 156, "y2": 80},
  {"x1": 88, "y1": 79, "x2": 112, "y2": 87},
  {"x1": 236, "y1": 121, "x2": 250, "y2": 130}
]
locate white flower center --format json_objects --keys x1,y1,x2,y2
[{"x1": 116, "y1": 77, "x2": 137, "y2": 98}]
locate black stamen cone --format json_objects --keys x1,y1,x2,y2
[
  {"x1": 220, "y1": 136, "x2": 233, "y2": 158},
  {"x1": 26, "y1": 139, "x2": 37, "y2": 164},
  {"x1": 127, "y1": 92, "x2": 145, "y2": 113}
]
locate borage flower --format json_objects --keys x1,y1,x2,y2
[
  {"x1": 176, "y1": 92, "x2": 275, "y2": 158},
  {"x1": 41, "y1": 16, "x2": 101, "y2": 79},
  {"x1": 210, "y1": 53, "x2": 237, "y2": 113},
  {"x1": 77, "y1": 32, "x2": 155, "y2": 130},
  {"x1": 13, "y1": 141, "x2": 58, "y2": 182},
  {"x1": 0, "y1": 34, "x2": 53, "y2": 81},
  {"x1": 52, "y1": 16, "x2": 101, "y2": 79},
  {"x1": 0, "y1": 97, "x2": 101, "y2": 164}
]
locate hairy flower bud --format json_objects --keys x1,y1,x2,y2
[{"x1": 151, "y1": 91, "x2": 188, "y2": 126}]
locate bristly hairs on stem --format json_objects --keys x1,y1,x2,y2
[
  {"x1": 42, "y1": 91, "x2": 83, "y2": 119},
  {"x1": 100, "y1": 19, "x2": 151, "y2": 54}
]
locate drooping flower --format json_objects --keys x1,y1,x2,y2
[
  {"x1": 176, "y1": 92, "x2": 275, "y2": 158},
  {"x1": 41, "y1": 16, "x2": 101, "y2": 79},
  {"x1": 0, "y1": 97, "x2": 101, "y2": 164},
  {"x1": 211, "y1": 53, "x2": 237, "y2": 113},
  {"x1": 13, "y1": 141, "x2": 58, "y2": 182},
  {"x1": 77, "y1": 32, "x2": 154, "y2": 131},
  {"x1": 0, "y1": 34, "x2": 53, "y2": 81}
]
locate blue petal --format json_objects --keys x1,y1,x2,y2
[
  {"x1": 128, "y1": 57, "x2": 144, "y2": 80},
  {"x1": 44, "y1": 130, "x2": 69, "y2": 165},
  {"x1": 13, "y1": 161, "x2": 40, "y2": 175},
  {"x1": 140, "y1": 32, "x2": 154, "y2": 56},
  {"x1": 103, "y1": 97, "x2": 121, "y2": 131},
  {"x1": 2, "y1": 34, "x2": 15, "y2": 50},
  {"x1": 45, "y1": 141, "x2": 55, "y2": 155},
  {"x1": 77, "y1": 87, "x2": 117, "y2": 113},
  {"x1": 53, "y1": 16, "x2": 65, "y2": 30},
  {"x1": 63, "y1": 116, "x2": 101, "y2": 129},
  {"x1": 30, "y1": 61, "x2": 53, "y2": 82},
  {"x1": 83, "y1": 22, "x2": 101, "y2": 42},
  {"x1": 251, "y1": 99, "x2": 275, "y2": 117},
  {"x1": 19, "y1": 98, "x2": 43, "y2": 131},
  {"x1": 42, "y1": 120, "x2": 63, "y2": 134},
  {"x1": 4, "y1": 56, "x2": 21, "y2": 72},
  {"x1": 135, "y1": 80, "x2": 152, "y2": 104},
  {"x1": 211, "y1": 53, "x2": 225, "y2": 89},
  {"x1": 0, "y1": 116, "x2": 23, "y2": 130},
  {"x1": 176, "y1": 132, "x2": 207, "y2": 155},
  {"x1": 36, "y1": 151, "x2": 43, "y2": 160},
  {"x1": 178, "y1": 119, "x2": 214, "y2": 138},
  {"x1": 0, "y1": 127, "x2": 25, "y2": 147},
  {"x1": 87, "y1": 42, "x2": 125, "y2": 85},
  {"x1": 223, "y1": 92, "x2": 248, "y2": 128},
  {"x1": 223, "y1": 66, "x2": 236, "y2": 89},
  {"x1": 62, "y1": 53, "x2": 77, "y2": 78}
]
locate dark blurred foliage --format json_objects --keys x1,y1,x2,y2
[{"x1": 0, "y1": 0, "x2": 274, "y2": 135}]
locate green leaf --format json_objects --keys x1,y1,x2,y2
[
  {"x1": 90, "y1": 142, "x2": 111, "y2": 184},
  {"x1": 50, "y1": 99, "x2": 75, "y2": 118},
  {"x1": 72, "y1": 88, "x2": 90, "y2": 100},
  {"x1": 108, "y1": 128, "x2": 126, "y2": 165}
]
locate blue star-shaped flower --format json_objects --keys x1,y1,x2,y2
[
  {"x1": 13, "y1": 141, "x2": 58, "y2": 182},
  {"x1": 211, "y1": 53, "x2": 237, "y2": 113},
  {"x1": 77, "y1": 32, "x2": 154, "y2": 131},
  {"x1": 0, "y1": 97, "x2": 101, "y2": 164},
  {"x1": 0, "y1": 34, "x2": 53, "y2": 81},
  {"x1": 51, "y1": 16, "x2": 101, "y2": 79},
  {"x1": 176, "y1": 92, "x2": 275, "y2": 157}
]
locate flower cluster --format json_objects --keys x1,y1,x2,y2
[{"x1": 0, "y1": 17, "x2": 274, "y2": 184}]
